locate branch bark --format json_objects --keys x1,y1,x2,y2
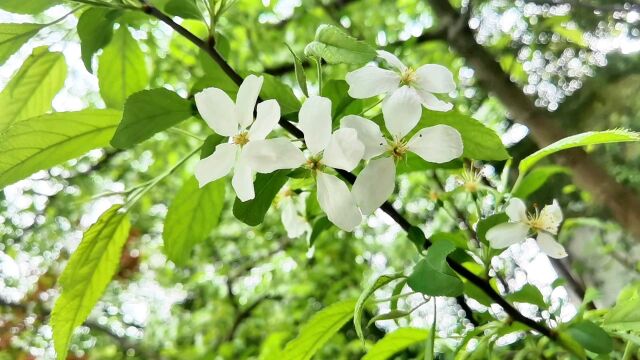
[
  {"x1": 137, "y1": 0, "x2": 558, "y2": 344},
  {"x1": 426, "y1": 0, "x2": 640, "y2": 240}
]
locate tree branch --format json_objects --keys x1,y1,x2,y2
[{"x1": 137, "y1": 0, "x2": 557, "y2": 343}]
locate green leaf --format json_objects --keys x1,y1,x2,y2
[
  {"x1": 552, "y1": 25, "x2": 586, "y2": 47},
  {"x1": 567, "y1": 321, "x2": 613, "y2": 354},
  {"x1": 0, "y1": 0, "x2": 58, "y2": 14},
  {"x1": 200, "y1": 134, "x2": 225, "y2": 158},
  {"x1": 603, "y1": 297, "x2": 640, "y2": 331},
  {"x1": 286, "y1": 44, "x2": 309, "y2": 97},
  {"x1": 51, "y1": 205, "x2": 131, "y2": 360},
  {"x1": 304, "y1": 24, "x2": 376, "y2": 65},
  {"x1": 505, "y1": 284, "x2": 547, "y2": 309},
  {"x1": 281, "y1": 299, "x2": 357, "y2": 360},
  {"x1": 416, "y1": 109, "x2": 510, "y2": 161},
  {"x1": 0, "y1": 47, "x2": 66, "y2": 130},
  {"x1": 354, "y1": 273, "x2": 405, "y2": 344},
  {"x1": 110, "y1": 88, "x2": 193, "y2": 148},
  {"x1": 165, "y1": 0, "x2": 202, "y2": 19},
  {"x1": 512, "y1": 165, "x2": 569, "y2": 199},
  {"x1": 389, "y1": 278, "x2": 407, "y2": 319},
  {"x1": 0, "y1": 110, "x2": 121, "y2": 189},
  {"x1": 367, "y1": 310, "x2": 410, "y2": 327},
  {"x1": 557, "y1": 331, "x2": 587, "y2": 360},
  {"x1": 163, "y1": 178, "x2": 225, "y2": 265},
  {"x1": 321, "y1": 79, "x2": 363, "y2": 122},
  {"x1": 0, "y1": 23, "x2": 44, "y2": 66},
  {"x1": 77, "y1": 8, "x2": 121, "y2": 73},
  {"x1": 233, "y1": 170, "x2": 290, "y2": 226},
  {"x1": 259, "y1": 74, "x2": 301, "y2": 115},
  {"x1": 362, "y1": 328, "x2": 429, "y2": 360},
  {"x1": 309, "y1": 216, "x2": 331, "y2": 247},
  {"x1": 519, "y1": 129, "x2": 640, "y2": 174},
  {"x1": 98, "y1": 26, "x2": 148, "y2": 109},
  {"x1": 407, "y1": 239, "x2": 463, "y2": 297}
]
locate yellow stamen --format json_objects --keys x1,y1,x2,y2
[
  {"x1": 232, "y1": 131, "x2": 249, "y2": 146},
  {"x1": 400, "y1": 67, "x2": 416, "y2": 86}
]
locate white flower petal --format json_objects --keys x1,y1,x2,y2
[
  {"x1": 486, "y1": 222, "x2": 530, "y2": 249},
  {"x1": 249, "y1": 99, "x2": 281, "y2": 140},
  {"x1": 232, "y1": 159, "x2": 255, "y2": 202},
  {"x1": 194, "y1": 143, "x2": 238, "y2": 187},
  {"x1": 299, "y1": 96, "x2": 332, "y2": 154},
  {"x1": 241, "y1": 138, "x2": 306, "y2": 173},
  {"x1": 345, "y1": 66, "x2": 400, "y2": 99},
  {"x1": 281, "y1": 196, "x2": 309, "y2": 238},
  {"x1": 415, "y1": 90, "x2": 453, "y2": 112},
  {"x1": 376, "y1": 50, "x2": 407, "y2": 72},
  {"x1": 414, "y1": 64, "x2": 456, "y2": 93},
  {"x1": 235, "y1": 74, "x2": 264, "y2": 129},
  {"x1": 406, "y1": 125, "x2": 463, "y2": 163},
  {"x1": 505, "y1": 198, "x2": 527, "y2": 222},
  {"x1": 316, "y1": 172, "x2": 362, "y2": 231},
  {"x1": 539, "y1": 199, "x2": 563, "y2": 235},
  {"x1": 352, "y1": 157, "x2": 395, "y2": 215},
  {"x1": 340, "y1": 115, "x2": 387, "y2": 160},
  {"x1": 382, "y1": 86, "x2": 422, "y2": 138},
  {"x1": 195, "y1": 87, "x2": 238, "y2": 136},
  {"x1": 322, "y1": 128, "x2": 365, "y2": 171},
  {"x1": 536, "y1": 231, "x2": 568, "y2": 258}
]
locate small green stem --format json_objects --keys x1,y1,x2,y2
[
  {"x1": 124, "y1": 145, "x2": 202, "y2": 211},
  {"x1": 623, "y1": 340, "x2": 636, "y2": 360},
  {"x1": 359, "y1": 97, "x2": 383, "y2": 116},
  {"x1": 374, "y1": 291, "x2": 417, "y2": 303},
  {"x1": 169, "y1": 127, "x2": 205, "y2": 141},
  {"x1": 315, "y1": 57, "x2": 323, "y2": 95}
]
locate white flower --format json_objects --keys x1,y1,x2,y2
[
  {"x1": 194, "y1": 75, "x2": 303, "y2": 202},
  {"x1": 244, "y1": 96, "x2": 365, "y2": 231},
  {"x1": 341, "y1": 114, "x2": 463, "y2": 215},
  {"x1": 279, "y1": 189, "x2": 310, "y2": 238},
  {"x1": 486, "y1": 198, "x2": 567, "y2": 259},
  {"x1": 345, "y1": 50, "x2": 456, "y2": 134}
]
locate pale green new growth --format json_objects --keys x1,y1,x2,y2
[
  {"x1": 362, "y1": 328, "x2": 429, "y2": 360},
  {"x1": 51, "y1": 205, "x2": 131, "y2": 360}
]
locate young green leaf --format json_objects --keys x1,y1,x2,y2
[
  {"x1": 505, "y1": 284, "x2": 547, "y2": 309},
  {"x1": 304, "y1": 24, "x2": 376, "y2": 65},
  {"x1": 407, "y1": 240, "x2": 464, "y2": 297},
  {"x1": 286, "y1": 44, "x2": 309, "y2": 97},
  {"x1": 0, "y1": 23, "x2": 44, "y2": 66},
  {"x1": 354, "y1": 273, "x2": 406, "y2": 344},
  {"x1": 415, "y1": 109, "x2": 510, "y2": 161},
  {"x1": 362, "y1": 328, "x2": 429, "y2": 360},
  {"x1": 0, "y1": 47, "x2": 66, "y2": 130},
  {"x1": 309, "y1": 216, "x2": 331, "y2": 247},
  {"x1": 567, "y1": 321, "x2": 613, "y2": 354},
  {"x1": 603, "y1": 296, "x2": 640, "y2": 332},
  {"x1": 281, "y1": 299, "x2": 357, "y2": 360},
  {"x1": 512, "y1": 165, "x2": 569, "y2": 199},
  {"x1": 519, "y1": 129, "x2": 640, "y2": 174},
  {"x1": 232, "y1": 170, "x2": 290, "y2": 226},
  {"x1": 51, "y1": 205, "x2": 131, "y2": 360},
  {"x1": 98, "y1": 26, "x2": 148, "y2": 109},
  {"x1": 476, "y1": 213, "x2": 509, "y2": 246},
  {"x1": 366, "y1": 310, "x2": 410, "y2": 327},
  {"x1": 165, "y1": 0, "x2": 202, "y2": 19},
  {"x1": 0, "y1": 110, "x2": 121, "y2": 189},
  {"x1": 163, "y1": 178, "x2": 225, "y2": 265},
  {"x1": 77, "y1": 8, "x2": 121, "y2": 73},
  {"x1": 110, "y1": 88, "x2": 193, "y2": 149},
  {"x1": 0, "y1": 0, "x2": 58, "y2": 14}
]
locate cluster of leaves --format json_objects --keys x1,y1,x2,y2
[{"x1": 2, "y1": 1, "x2": 640, "y2": 359}]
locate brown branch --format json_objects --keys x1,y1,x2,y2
[
  {"x1": 426, "y1": 0, "x2": 640, "y2": 240},
  {"x1": 137, "y1": 0, "x2": 557, "y2": 343}
]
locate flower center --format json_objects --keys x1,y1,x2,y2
[
  {"x1": 525, "y1": 208, "x2": 558, "y2": 235},
  {"x1": 387, "y1": 138, "x2": 409, "y2": 160},
  {"x1": 400, "y1": 67, "x2": 416, "y2": 86},
  {"x1": 306, "y1": 157, "x2": 324, "y2": 172},
  {"x1": 232, "y1": 131, "x2": 249, "y2": 146}
]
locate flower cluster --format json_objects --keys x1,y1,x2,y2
[{"x1": 193, "y1": 51, "x2": 567, "y2": 258}]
